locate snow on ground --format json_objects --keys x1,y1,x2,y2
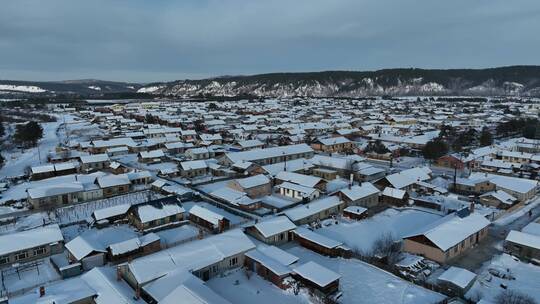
[
  {"x1": 156, "y1": 224, "x2": 199, "y2": 247},
  {"x1": 1, "y1": 258, "x2": 61, "y2": 294},
  {"x1": 494, "y1": 197, "x2": 540, "y2": 226},
  {"x1": 137, "y1": 85, "x2": 164, "y2": 93},
  {"x1": 316, "y1": 208, "x2": 442, "y2": 253},
  {"x1": 207, "y1": 268, "x2": 311, "y2": 304},
  {"x1": 0, "y1": 84, "x2": 46, "y2": 93},
  {"x1": 0, "y1": 119, "x2": 63, "y2": 178},
  {"x1": 286, "y1": 246, "x2": 445, "y2": 304},
  {"x1": 182, "y1": 201, "x2": 248, "y2": 225},
  {"x1": 466, "y1": 254, "x2": 540, "y2": 303}
]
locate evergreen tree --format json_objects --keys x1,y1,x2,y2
[
  {"x1": 479, "y1": 127, "x2": 493, "y2": 146},
  {"x1": 14, "y1": 121, "x2": 44, "y2": 147},
  {"x1": 422, "y1": 138, "x2": 449, "y2": 160}
]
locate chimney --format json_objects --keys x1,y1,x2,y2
[
  {"x1": 469, "y1": 202, "x2": 475, "y2": 213},
  {"x1": 39, "y1": 286, "x2": 45, "y2": 297}
]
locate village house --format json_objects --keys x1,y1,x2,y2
[
  {"x1": 380, "y1": 187, "x2": 409, "y2": 206},
  {"x1": 0, "y1": 224, "x2": 64, "y2": 269},
  {"x1": 277, "y1": 182, "x2": 320, "y2": 201},
  {"x1": 80, "y1": 153, "x2": 110, "y2": 172},
  {"x1": 343, "y1": 206, "x2": 368, "y2": 220},
  {"x1": 294, "y1": 227, "x2": 350, "y2": 257},
  {"x1": 453, "y1": 177, "x2": 495, "y2": 195},
  {"x1": 97, "y1": 174, "x2": 131, "y2": 198},
  {"x1": 228, "y1": 174, "x2": 272, "y2": 198},
  {"x1": 504, "y1": 226, "x2": 540, "y2": 261},
  {"x1": 311, "y1": 136, "x2": 353, "y2": 153},
  {"x1": 403, "y1": 209, "x2": 490, "y2": 263},
  {"x1": 137, "y1": 149, "x2": 165, "y2": 163},
  {"x1": 292, "y1": 261, "x2": 341, "y2": 297},
  {"x1": 185, "y1": 147, "x2": 213, "y2": 160},
  {"x1": 337, "y1": 183, "x2": 380, "y2": 208},
  {"x1": 479, "y1": 190, "x2": 518, "y2": 209},
  {"x1": 221, "y1": 143, "x2": 314, "y2": 166},
  {"x1": 245, "y1": 216, "x2": 297, "y2": 244},
  {"x1": 127, "y1": 196, "x2": 185, "y2": 231},
  {"x1": 179, "y1": 160, "x2": 208, "y2": 178},
  {"x1": 275, "y1": 171, "x2": 327, "y2": 192},
  {"x1": 244, "y1": 246, "x2": 299, "y2": 289},
  {"x1": 283, "y1": 196, "x2": 344, "y2": 225},
  {"x1": 188, "y1": 205, "x2": 230, "y2": 233}
]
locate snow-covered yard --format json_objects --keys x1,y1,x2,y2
[
  {"x1": 316, "y1": 208, "x2": 442, "y2": 253},
  {"x1": 207, "y1": 268, "x2": 311, "y2": 304},
  {"x1": 286, "y1": 246, "x2": 445, "y2": 304},
  {"x1": 1, "y1": 258, "x2": 61, "y2": 294},
  {"x1": 466, "y1": 254, "x2": 540, "y2": 303}
]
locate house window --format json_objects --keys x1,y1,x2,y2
[
  {"x1": 0, "y1": 256, "x2": 9, "y2": 265},
  {"x1": 33, "y1": 246, "x2": 46, "y2": 256},
  {"x1": 212, "y1": 265, "x2": 218, "y2": 273},
  {"x1": 14, "y1": 251, "x2": 28, "y2": 261},
  {"x1": 229, "y1": 257, "x2": 238, "y2": 266}
]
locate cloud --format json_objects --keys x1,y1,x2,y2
[{"x1": 0, "y1": 0, "x2": 539, "y2": 82}]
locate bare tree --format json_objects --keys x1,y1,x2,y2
[
  {"x1": 371, "y1": 232, "x2": 401, "y2": 266},
  {"x1": 495, "y1": 290, "x2": 537, "y2": 304}
]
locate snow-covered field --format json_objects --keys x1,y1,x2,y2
[
  {"x1": 1, "y1": 258, "x2": 61, "y2": 294},
  {"x1": 207, "y1": 268, "x2": 312, "y2": 304},
  {"x1": 316, "y1": 208, "x2": 442, "y2": 253},
  {"x1": 0, "y1": 84, "x2": 46, "y2": 93},
  {"x1": 0, "y1": 119, "x2": 63, "y2": 178},
  {"x1": 466, "y1": 254, "x2": 540, "y2": 303},
  {"x1": 286, "y1": 246, "x2": 445, "y2": 304}
]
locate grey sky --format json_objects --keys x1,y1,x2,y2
[{"x1": 1, "y1": 0, "x2": 539, "y2": 82}]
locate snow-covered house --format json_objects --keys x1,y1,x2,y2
[
  {"x1": 0, "y1": 224, "x2": 64, "y2": 269},
  {"x1": 244, "y1": 246, "x2": 299, "y2": 289},
  {"x1": 128, "y1": 196, "x2": 185, "y2": 231},
  {"x1": 283, "y1": 196, "x2": 344, "y2": 225},
  {"x1": 228, "y1": 174, "x2": 272, "y2": 198},
  {"x1": 245, "y1": 216, "x2": 296, "y2": 244},
  {"x1": 188, "y1": 205, "x2": 230, "y2": 233},
  {"x1": 337, "y1": 183, "x2": 380, "y2": 208},
  {"x1": 403, "y1": 210, "x2": 490, "y2": 263},
  {"x1": 179, "y1": 160, "x2": 208, "y2": 178},
  {"x1": 80, "y1": 153, "x2": 110, "y2": 172},
  {"x1": 292, "y1": 261, "x2": 341, "y2": 296}
]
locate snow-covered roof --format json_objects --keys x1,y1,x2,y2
[
  {"x1": 234, "y1": 174, "x2": 270, "y2": 189},
  {"x1": 293, "y1": 261, "x2": 341, "y2": 287},
  {"x1": 470, "y1": 172, "x2": 538, "y2": 194},
  {"x1": 180, "y1": 160, "x2": 208, "y2": 170},
  {"x1": 479, "y1": 190, "x2": 517, "y2": 205},
  {"x1": 405, "y1": 212, "x2": 490, "y2": 251},
  {"x1": 245, "y1": 249, "x2": 292, "y2": 276},
  {"x1": 128, "y1": 229, "x2": 255, "y2": 285},
  {"x1": 343, "y1": 206, "x2": 367, "y2": 215},
  {"x1": 506, "y1": 230, "x2": 540, "y2": 250},
  {"x1": 317, "y1": 136, "x2": 351, "y2": 146},
  {"x1": 92, "y1": 204, "x2": 131, "y2": 221},
  {"x1": 276, "y1": 171, "x2": 322, "y2": 188},
  {"x1": 224, "y1": 144, "x2": 313, "y2": 163},
  {"x1": 339, "y1": 183, "x2": 380, "y2": 201},
  {"x1": 189, "y1": 205, "x2": 225, "y2": 226},
  {"x1": 294, "y1": 227, "x2": 343, "y2": 249},
  {"x1": 382, "y1": 187, "x2": 406, "y2": 199},
  {"x1": 135, "y1": 201, "x2": 185, "y2": 224},
  {"x1": 80, "y1": 153, "x2": 110, "y2": 164},
  {"x1": 210, "y1": 187, "x2": 256, "y2": 206},
  {"x1": 252, "y1": 216, "x2": 296, "y2": 238},
  {"x1": 139, "y1": 149, "x2": 165, "y2": 159},
  {"x1": 437, "y1": 266, "x2": 476, "y2": 289},
  {"x1": 27, "y1": 182, "x2": 85, "y2": 199},
  {"x1": 284, "y1": 196, "x2": 342, "y2": 222},
  {"x1": 0, "y1": 224, "x2": 64, "y2": 256},
  {"x1": 97, "y1": 174, "x2": 131, "y2": 188}
]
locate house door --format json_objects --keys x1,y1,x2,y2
[
  {"x1": 202, "y1": 270, "x2": 210, "y2": 281},
  {"x1": 62, "y1": 195, "x2": 69, "y2": 204}
]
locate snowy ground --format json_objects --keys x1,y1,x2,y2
[
  {"x1": 286, "y1": 246, "x2": 445, "y2": 304},
  {"x1": 494, "y1": 196, "x2": 540, "y2": 226},
  {"x1": 316, "y1": 208, "x2": 442, "y2": 253},
  {"x1": 466, "y1": 254, "x2": 540, "y2": 303},
  {"x1": 0, "y1": 114, "x2": 79, "y2": 179},
  {"x1": 207, "y1": 268, "x2": 312, "y2": 304},
  {"x1": 1, "y1": 258, "x2": 61, "y2": 295}
]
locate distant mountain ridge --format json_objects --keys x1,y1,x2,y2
[{"x1": 2, "y1": 66, "x2": 540, "y2": 98}]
